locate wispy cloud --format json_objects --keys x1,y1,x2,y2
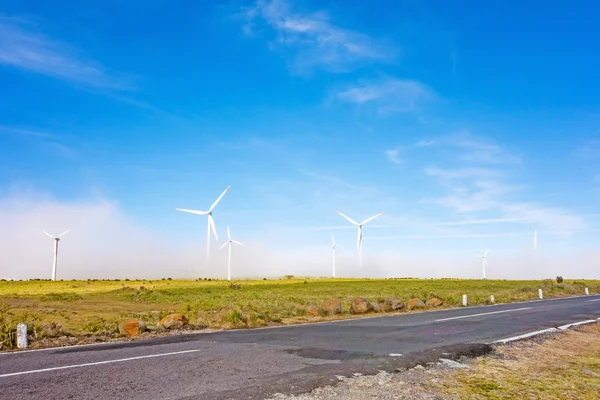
[
  {"x1": 574, "y1": 139, "x2": 600, "y2": 159},
  {"x1": 336, "y1": 78, "x2": 435, "y2": 113},
  {"x1": 0, "y1": 14, "x2": 130, "y2": 90},
  {"x1": 0, "y1": 125, "x2": 56, "y2": 139},
  {"x1": 424, "y1": 167, "x2": 502, "y2": 180},
  {"x1": 385, "y1": 147, "x2": 402, "y2": 164},
  {"x1": 439, "y1": 217, "x2": 529, "y2": 226},
  {"x1": 241, "y1": 0, "x2": 393, "y2": 73},
  {"x1": 450, "y1": 134, "x2": 521, "y2": 164},
  {"x1": 370, "y1": 232, "x2": 535, "y2": 240}
]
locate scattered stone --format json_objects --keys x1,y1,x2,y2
[
  {"x1": 582, "y1": 369, "x2": 598, "y2": 376},
  {"x1": 439, "y1": 358, "x2": 468, "y2": 369},
  {"x1": 413, "y1": 365, "x2": 425, "y2": 370},
  {"x1": 383, "y1": 298, "x2": 405, "y2": 312},
  {"x1": 118, "y1": 319, "x2": 147, "y2": 336},
  {"x1": 426, "y1": 298, "x2": 443, "y2": 307},
  {"x1": 350, "y1": 298, "x2": 374, "y2": 314},
  {"x1": 157, "y1": 314, "x2": 188, "y2": 330},
  {"x1": 389, "y1": 353, "x2": 403, "y2": 357},
  {"x1": 306, "y1": 304, "x2": 321, "y2": 317},
  {"x1": 407, "y1": 298, "x2": 426, "y2": 310},
  {"x1": 320, "y1": 298, "x2": 342, "y2": 315}
]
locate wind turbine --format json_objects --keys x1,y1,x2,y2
[
  {"x1": 479, "y1": 250, "x2": 489, "y2": 279},
  {"x1": 42, "y1": 230, "x2": 71, "y2": 281},
  {"x1": 331, "y1": 233, "x2": 343, "y2": 278},
  {"x1": 336, "y1": 210, "x2": 384, "y2": 268},
  {"x1": 176, "y1": 186, "x2": 230, "y2": 268},
  {"x1": 219, "y1": 226, "x2": 243, "y2": 281},
  {"x1": 533, "y1": 229, "x2": 538, "y2": 249}
]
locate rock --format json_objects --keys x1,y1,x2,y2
[
  {"x1": 582, "y1": 369, "x2": 598, "y2": 376},
  {"x1": 306, "y1": 304, "x2": 321, "y2": 317},
  {"x1": 383, "y1": 298, "x2": 405, "y2": 312},
  {"x1": 157, "y1": 314, "x2": 188, "y2": 329},
  {"x1": 407, "y1": 298, "x2": 425, "y2": 310},
  {"x1": 118, "y1": 319, "x2": 147, "y2": 336},
  {"x1": 426, "y1": 298, "x2": 443, "y2": 307},
  {"x1": 350, "y1": 298, "x2": 374, "y2": 314},
  {"x1": 320, "y1": 298, "x2": 342, "y2": 315}
]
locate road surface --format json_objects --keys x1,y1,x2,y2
[{"x1": 1, "y1": 294, "x2": 599, "y2": 399}]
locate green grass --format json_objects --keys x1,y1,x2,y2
[{"x1": 1, "y1": 277, "x2": 598, "y2": 349}]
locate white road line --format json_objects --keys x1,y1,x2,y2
[
  {"x1": 493, "y1": 328, "x2": 559, "y2": 344},
  {"x1": 434, "y1": 307, "x2": 532, "y2": 322},
  {"x1": 0, "y1": 349, "x2": 202, "y2": 378},
  {"x1": 557, "y1": 320, "x2": 597, "y2": 330},
  {"x1": 588, "y1": 299, "x2": 600, "y2": 302}
]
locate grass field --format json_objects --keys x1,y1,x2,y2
[
  {"x1": 1, "y1": 277, "x2": 599, "y2": 349},
  {"x1": 436, "y1": 323, "x2": 600, "y2": 399}
]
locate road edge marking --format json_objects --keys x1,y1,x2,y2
[
  {"x1": 493, "y1": 318, "x2": 600, "y2": 344},
  {"x1": 0, "y1": 349, "x2": 202, "y2": 378}
]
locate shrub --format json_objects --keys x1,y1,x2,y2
[{"x1": 556, "y1": 276, "x2": 564, "y2": 284}]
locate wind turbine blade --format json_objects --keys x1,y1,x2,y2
[
  {"x1": 357, "y1": 227, "x2": 362, "y2": 249},
  {"x1": 43, "y1": 231, "x2": 55, "y2": 239},
  {"x1": 208, "y1": 186, "x2": 231, "y2": 212},
  {"x1": 336, "y1": 210, "x2": 359, "y2": 225},
  {"x1": 227, "y1": 225, "x2": 231, "y2": 241},
  {"x1": 359, "y1": 212, "x2": 385, "y2": 225},
  {"x1": 209, "y1": 215, "x2": 219, "y2": 243},
  {"x1": 176, "y1": 208, "x2": 208, "y2": 215},
  {"x1": 58, "y1": 229, "x2": 71, "y2": 237},
  {"x1": 331, "y1": 233, "x2": 335, "y2": 244},
  {"x1": 484, "y1": 250, "x2": 489, "y2": 257},
  {"x1": 233, "y1": 240, "x2": 244, "y2": 246},
  {"x1": 219, "y1": 242, "x2": 228, "y2": 250}
]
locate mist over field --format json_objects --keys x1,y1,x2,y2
[{"x1": 1, "y1": 189, "x2": 599, "y2": 281}]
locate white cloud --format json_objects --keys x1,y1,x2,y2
[
  {"x1": 336, "y1": 78, "x2": 434, "y2": 113},
  {"x1": 242, "y1": 0, "x2": 393, "y2": 73},
  {"x1": 385, "y1": 147, "x2": 402, "y2": 164},
  {"x1": 0, "y1": 14, "x2": 129, "y2": 90}
]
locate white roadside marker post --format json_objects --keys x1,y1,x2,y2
[
  {"x1": 585, "y1": 287, "x2": 589, "y2": 295},
  {"x1": 538, "y1": 288, "x2": 543, "y2": 299},
  {"x1": 16, "y1": 323, "x2": 28, "y2": 349},
  {"x1": 462, "y1": 294, "x2": 468, "y2": 307},
  {"x1": 490, "y1": 295, "x2": 495, "y2": 303}
]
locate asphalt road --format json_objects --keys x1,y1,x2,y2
[{"x1": 1, "y1": 294, "x2": 599, "y2": 400}]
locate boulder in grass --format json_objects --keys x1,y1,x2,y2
[
  {"x1": 407, "y1": 298, "x2": 425, "y2": 310},
  {"x1": 306, "y1": 304, "x2": 321, "y2": 317},
  {"x1": 426, "y1": 298, "x2": 443, "y2": 307},
  {"x1": 118, "y1": 319, "x2": 147, "y2": 336},
  {"x1": 383, "y1": 298, "x2": 405, "y2": 312},
  {"x1": 350, "y1": 298, "x2": 374, "y2": 314},
  {"x1": 320, "y1": 299, "x2": 342, "y2": 315},
  {"x1": 158, "y1": 314, "x2": 189, "y2": 330}
]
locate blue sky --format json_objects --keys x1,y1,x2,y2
[{"x1": 1, "y1": 0, "x2": 600, "y2": 279}]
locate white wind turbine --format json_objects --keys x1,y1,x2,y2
[
  {"x1": 533, "y1": 229, "x2": 538, "y2": 249},
  {"x1": 219, "y1": 226, "x2": 243, "y2": 281},
  {"x1": 336, "y1": 210, "x2": 384, "y2": 268},
  {"x1": 176, "y1": 186, "x2": 230, "y2": 268},
  {"x1": 42, "y1": 230, "x2": 71, "y2": 281},
  {"x1": 331, "y1": 233, "x2": 343, "y2": 278},
  {"x1": 479, "y1": 250, "x2": 489, "y2": 279}
]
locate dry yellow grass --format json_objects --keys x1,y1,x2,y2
[{"x1": 437, "y1": 323, "x2": 600, "y2": 399}]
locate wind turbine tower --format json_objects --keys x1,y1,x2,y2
[
  {"x1": 336, "y1": 210, "x2": 384, "y2": 269},
  {"x1": 480, "y1": 250, "x2": 489, "y2": 279},
  {"x1": 331, "y1": 233, "x2": 343, "y2": 278},
  {"x1": 43, "y1": 230, "x2": 71, "y2": 281},
  {"x1": 176, "y1": 186, "x2": 230, "y2": 268},
  {"x1": 219, "y1": 226, "x2": 243, "y2": 281}
]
